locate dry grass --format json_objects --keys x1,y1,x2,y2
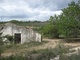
[{"x1": 2, "y1": 39, "x2": 80, "y2": 57}]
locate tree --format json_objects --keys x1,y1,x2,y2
[
  {"x1": 10, "y1": 20, "x2": 19, "y2": 23},
  {"x1": 57, "y1": 1, "x2": 80, "y2": 38},
  {"x1": 40, "y1": 15, "x2": 59, "y2": 38},
  {"x1": 41, "y1": 0, "x2": 80, "y2": 38},
  {"x1": 42, "y1": 1, "x2": 80, "y2": 38}
]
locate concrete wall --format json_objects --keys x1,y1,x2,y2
[{"x1": 0, "y1": 23, "x2": 42, "y2": 44}]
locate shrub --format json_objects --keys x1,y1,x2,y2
[
  {"x1": 26, "y1": 48, "x2": 56, "y2": 60},
  {"x1": 60, "y1": 54, "x2": 80, "y2": 60},
  {"x1": 0, "y1": 33, "x2": 3, "y2": 58},
  {"x1": 0, "y1": 55, "x2": 25, "y2": 60},
  {"x1": 26, "y1": 43, "x2": 69, "y2": 60},
  {"x1": 4, "y1": 35, "x2": 14, "y2": 43},
  {"x1": 54, "y1": 43, "x2": 69, "y2": 55}
]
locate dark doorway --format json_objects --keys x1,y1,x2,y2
[{"x1": 14, "y1": 33, "x2": 21, "y2": 44}]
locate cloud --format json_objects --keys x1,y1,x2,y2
[{"x1": 0, "y1": 0, "x2": 78, "y2": 21}]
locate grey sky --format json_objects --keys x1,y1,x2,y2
[{"x1": 0, "y1": 0, "x2": 78, "y2": 21}]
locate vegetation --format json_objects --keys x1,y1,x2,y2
[
  {"x1": 9, "y1": 20, "x2": 47, "y2": 27},
  {"x1": 1, "y1": 41, "x2": 47, "y2": 56},
  {"x1": 40, "y1": 15, "x2": 59, "y2": 38},
  {"x1": 60, "y1": 51, "x2": 80, "y2": 60},
  {"x1": 41, "y1": 0, "x2": 80, "y2": 39},
  {"x1": 0, "y1": 33, "x2": 4, "y2": 58},
  {"x1": 0, "y1": 43, "x2": 70, "y2": 60},
  {"x1": 1, "y1": 43, "x2": 80, "y2": 60},
  {"x1": 0, "y1": 55, "x2": 25, "y2": 60},
  {"x1": 4, "y1": 35, "x2": 14, "y2": 43}
]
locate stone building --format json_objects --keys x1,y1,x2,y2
[{"x1": 0, "y1": 23, "x2": 42, "y2": 44}]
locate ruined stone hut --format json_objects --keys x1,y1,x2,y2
[{"x1": 0, "y1": 23, "x2": 42, "y2": 44}]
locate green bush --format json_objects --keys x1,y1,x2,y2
[{"x1": 4, "y1": 35, "x2": 14, "y2": 43}]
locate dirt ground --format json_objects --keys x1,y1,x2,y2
[{"x1": 42, "y1": 39, "x2": 80, "y2": 47}]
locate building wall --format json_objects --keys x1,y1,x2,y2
[{"x1": 1, "y1": 23, "x2": 42, "y2": 44}]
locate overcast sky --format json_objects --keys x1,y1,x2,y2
[{"x1": 0, "y1": 0, "x2": 78, "y2": 21}]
